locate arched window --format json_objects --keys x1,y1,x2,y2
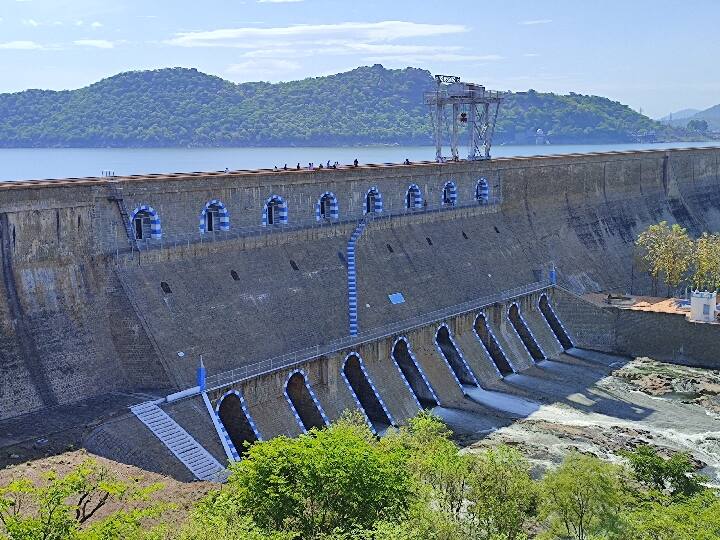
[
  {"x1": 365, "y1": 187, "x2": 383, "y2": 214},
  {"x1": 315, "y1": 191, "x2": 339, "y2": 221},
  {"x1": 475, "y1": 178, "x2": 490, "y2": 203},
  {"x1": 405, "y1": 184, "x2": 423, "y2": 210},
  {"x1": 442, "y1": 181, "x2": 457, "y2": 206},
  {"x1": 199, "y1": 199, "x2": 230, "y2": 233},
  {"x1": 130, "y1": 205, "x2": 161, "y2": 240},
  {"x1": 285, "y1": 370, "x2": 328, "y2": 432},
  {"x1": 262, "y1": 195, "x2": 288, "y2": 226}
]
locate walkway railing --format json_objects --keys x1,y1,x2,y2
[
  {"x1": 118, "y1": 196, "x2": 502, "y2": 257},
  {"x1": 204, "y1": 280, "x2": 552, "y2": 391}
]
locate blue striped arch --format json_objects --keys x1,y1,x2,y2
[
  {"x1": 283, "y1": 369, "x2": 330, "y2": 433},
  {"x1": 341, "y1": 352, "x2": 396, "y2": 433},
  {"x1": 406, "y1": 184, "x2": 423, "y2": 209},
  {"x1": 214, "y1": 389, "x2": 263, "y2": 462},
  {"x1": 262, "y1": 194, "x2": 288, "y2": 226},
  {"x1": 475, "y1": 177, "x2": 490, "y2": 203},
  {"x1": 315, "y1": 191, "x2": 339, "y2": 221},
  {"x1": 365, "y1": 187, "x2": 383, "y2": 214},
  {"x1": 129, "y1": 205, "x2": 162, "y2": 240},
  {"x1": 199, "y1": 199, "x2": 230, "y2": 233},
  {"x1": 441, "y1": 181, "x2": 458, "y2": 206}
]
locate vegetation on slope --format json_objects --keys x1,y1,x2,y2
[
  {"x1": 0, "y1": 65, "x2": 685, "y2": 148},
  {"x1": 1, "y1": 412, "x2": 718, "y2": 539}
]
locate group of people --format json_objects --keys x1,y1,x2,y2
[{"x1": 228, "y1": 157, "x2": 415, "y2": 174}]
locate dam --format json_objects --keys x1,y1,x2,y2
[{"x1": 2, "y1": 146, "x2": 720, "y2": 480}]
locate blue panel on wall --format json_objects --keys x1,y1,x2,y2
[{"x1": 388, "y1": 292, "x2": 405, "y2": 305}]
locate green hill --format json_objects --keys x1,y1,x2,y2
[{"x1": 0, "y1": 64, "x2": 684, "y2": 148}]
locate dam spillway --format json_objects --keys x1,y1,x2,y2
[{"x1": 2, "y1": 147, "x2": 720, "y2": 479}]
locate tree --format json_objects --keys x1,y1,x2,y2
[
  {"x1": 223, "y1": 412, "x2": 413, "y2": 538},
  {"x1": 692, "y1": 232, "x2": 720, "y2": 291},
  {"x1": 467, "y1": 445, "x2": 537, "y2": 540},
  {"x1": 624, "y1": 490, "x2": 720, "y2": 540},
  {"x1": 687, "y1": 119, "x2": 709, "y2": 134},
  {"x1": 387, "y1": 412, "x2": 471, "y2": 521},
  {"x1": 622, "y1": 445, "x2": 705, "y2": 498},
  {"x1": 539, "y1": 453, "x2": 625, "y2": 540},
  {"x1": 636, "y1": 221, "x2": 694, "y2": 295},
  {"x1": 0, "y1": 459, "x2": 165, "y2": 540}
]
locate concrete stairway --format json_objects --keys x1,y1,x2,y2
[{"x1": 131, "y1": 402, "x2": 226, "y2": 482}]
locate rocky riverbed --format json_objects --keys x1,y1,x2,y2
[{"x1": 452, "y1": 354, "x2": 720, "y2": 483}]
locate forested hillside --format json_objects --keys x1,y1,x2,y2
[{"x1": 0, "y1": 64, "x2": 683, "y2": 147}]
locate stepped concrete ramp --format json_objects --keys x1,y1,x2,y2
[
  {"x1": 241, "y1": 393, "x2": 303, "y2": 440},
  {"x1": 463, "y1": 386, "x2": 541, "y2": 417},
  {"x1": 566, "y1": 348, "x2": 632, "y2": 368},
  {"x1": 538, "y1": 294, "x2": 574, "y2": 349},
  {"x1": 130, "y1": 402, "x2": 225, "y2": 482},
  {"x1": 452, "y1": 331, "x2": 504, "y2": 385},
  {"x1": 522, "y1": 308, "x2": 565, "y2": 359},
  {"x1": 356, "y1": 343, "x2": 421, "y2": 425},
  {"x1": 408, "y1": 332, "x2": 467, "y2": 407},
  {"x1": 486, "y1": 313, "x2": 535, "y2": 372}
]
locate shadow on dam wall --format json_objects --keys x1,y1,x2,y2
[{"x1": 1, "y1": 148, "x2": 720, "y2": 422}]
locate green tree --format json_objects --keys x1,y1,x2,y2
[
  {"x1": 692, "y1": 232, "x2": 720, "y2": 291},
  {"x1": 467, "y1": 445, "x2": 537, "y2": 540},
  {"x1": 622, "y1": 445, "x2": 705, "y2": 498},
  {"x1": 0, "y1": 459, "x2": 165, "y2": 540},
  {"x1": 687, "y1": 119, "x2": 709, "y2": 134},
  {"x1": 636, "y1": 221, "x2": 694, "y2": 295},
  {"x1": 539, "y1": 453, "x2": 625, "y2": 540},
  {"x1": 223, "y1": 413, "x2": 412, "y2": 538},
  {"x1": 624, "y1": 490, "x2": 720, "y2": 540}
]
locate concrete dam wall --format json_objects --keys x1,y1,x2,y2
[{"x1": 1, "y1": 147, "x2": 720, "y2": 422}]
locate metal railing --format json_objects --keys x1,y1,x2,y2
[
  {"x1": 119, "y1": 196, "x2": 502, "y2": 256},
  {"x1": 204, "y1": 279, "x2": 551, "y2": 391}
]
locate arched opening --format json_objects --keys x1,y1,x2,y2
[
  {"x1": 200, "y1": 200, "x2": 229, "y2": 233},
  {"x1": 442, "y1": 181, "x2": 457, "y2": 206},
  {"x1": 509, "y1": 304, "x2": 545, "y2": 361},
  {"x1": 131, "y1": 206, "x2": 160, "y2": 240},
  {"x1": 475, "y1": 178, "x2": 490, "y2": 203},
  {"x1": 365, "y1": 187, "x2": 382, "y2": 214},
  {"x1": 264, "y1": 195, "x2": 287, "y2": 226},
  {"x1": 343, "y1": 354, "x2": 392, "y2": 432},
  {"x1": 405, "y1": 184, "x2": 423, "y2": 210},
  {"x1": 316, "y1": 192, "x2": 339, "y2": 221},
  {"x1": 539, "y1": 294, "x2": 573, "y2": 349},
  {"x1": 435, "y1": 326, "x2": 477, "y2": 387},
  {"x1": 474, "y1": 314, "x2": 514, "y2": 376},
  {"x1": 217, "y1": 392, "x2": 258, "y2": 456},
  {"x1": 286, "y1": 372, "x2": 326, "y2": 431},
  {"x1": 392, "y1": 338, "x2": 438, "y2": 408}
]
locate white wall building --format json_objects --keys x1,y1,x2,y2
[{"x1": 689, "y1": 291, "x2": 717, "y2": 322}]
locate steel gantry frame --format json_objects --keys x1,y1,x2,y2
[{"x1": 424, "y1": 74, "x2": 505, "y2": 162}]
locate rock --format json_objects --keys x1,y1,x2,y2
[{"x1": 698, "y1": 383, "x2": 720, "y2": 396}]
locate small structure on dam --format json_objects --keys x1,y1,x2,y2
[{"x1": 2, "y1": 145, "x2": 720, "y2": 480}]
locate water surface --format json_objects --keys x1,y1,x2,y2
[{"x1": 1, "y1": 141, "x2": 719, "y2": 182}]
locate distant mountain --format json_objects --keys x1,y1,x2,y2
[
  {"x1": 0, "y1": 65, "x2": 687, "y2": 148},
  {"x1": 658, "y1": 108, "x2": 700, "y2": 122}
]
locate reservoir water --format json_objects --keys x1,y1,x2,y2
[{"x1": 1, "y1": 141, "x2": 719, "y2": 182}]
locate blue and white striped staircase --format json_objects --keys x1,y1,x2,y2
[
  {"x1": 131, "y1": 401, "x2": 227, "y2": 482},
  {"x1": 348, "y1": 219, "x2": 368, "y2": 336}
]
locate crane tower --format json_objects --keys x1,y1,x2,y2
[{"x1": 424, "y1": 75, "x2": 504, "y2": 161}]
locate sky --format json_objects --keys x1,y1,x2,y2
[{"x1": 0, "y1": 0, "x2": 718, "y2": 118}]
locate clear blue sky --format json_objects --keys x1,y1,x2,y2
[{"x1": 0, "y1": 0, "x2": 718, "y2": 118}]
